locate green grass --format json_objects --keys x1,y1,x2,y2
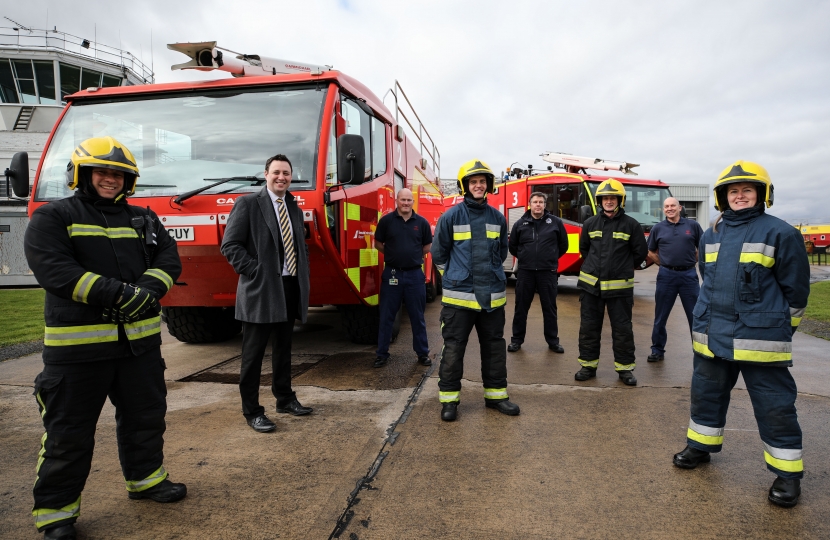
[
  {"x1": 0, "y1": 288, "x2": 46, "y2": 347},
  {"x1": 805, "y1": 281, "x2": 830, "y2": 323}
]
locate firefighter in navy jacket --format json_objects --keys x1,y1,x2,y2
[
  {"x1": 24, "y1": 137, "x2": 186, "y2": 539},
  {"x1": 673, "y1": 161, "x2": 810, "y2": 509},
  {"x1": 575, "y1": 179, "x2": 648, "y2": 386},
  {"x1": 431, "y1": 159, "x2": 519, "y2": 422}
]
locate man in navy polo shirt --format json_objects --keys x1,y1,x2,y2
[
  {"x1": 373, "y1": 188, "x2": 433, "y2": 368},
  {"x1": 647, "y1": 197, "x2": 704, "y2": 362}
]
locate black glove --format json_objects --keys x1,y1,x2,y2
[{"x1": 111, "y1": 284, "x2": 158, "y2": 323}]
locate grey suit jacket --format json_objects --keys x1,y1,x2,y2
[{"x1": 220, "y1": 187, "x2": 310, "y2": 324}]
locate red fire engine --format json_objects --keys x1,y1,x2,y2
[
  {"x1": 11, "y1": 41, "x2": 444, "y2": 344},
  {"x1": 444, "y1": 153, "x2": 672, "y2": 275}
]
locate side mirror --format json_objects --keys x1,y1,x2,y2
[
  {"x1": 578, "y1": 204, "x2": 593, "y2": 223},
  {"x1": 337, "y1": 134, "x2": 365, "y2": 185},
  {"x1": 5, "y1": 152, "x2": 30, "y2": 198}
]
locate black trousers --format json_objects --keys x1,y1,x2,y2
[
  {"x1": 32, "y1": 349, "x2": 167, "y2": 531},
  {"x1": 437, "y1": 305, "x2": 508, "y2": 402},
  {"x1": 239, "y1": 276, "x2": 299, "y2": 419},
  {"x1": 511, "y1": 268, "x2": 559, "y2": 346},
  {"x1": 578, "y1": 291, "x2": 636, "y2": 370}
]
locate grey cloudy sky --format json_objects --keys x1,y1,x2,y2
[{"x1": 7, "y1": 1, "x2": 830, "y2": 224}]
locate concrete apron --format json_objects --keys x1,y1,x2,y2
[{"x1": 1, "y1": 266, "x2": 829, "y2": 538}]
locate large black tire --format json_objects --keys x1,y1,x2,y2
[
  {"x1": 339, "y1": 304, "x2": 400, "y2": 345},
  {"x1": 162, "y1": 306, "x2": 242, "y2": 344}
]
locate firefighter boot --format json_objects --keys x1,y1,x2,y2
[
  {"x1": 769, "y1": 477, "x2": 801, "y2": 508},
  {"x1": 672, "y1": 446, "x2": 711, "y2": 469},
  {"x1": 574, "y1": 367, "x2": 596, "y2": 381},
  {"x1": 128, "y1": 479, "x2": 187, "y2": 503},
  {"x1": 485, "y1": 399, "x2": 521, "y2": 416},
  {"x1": 441, "y1": 402, "x2": 458, "y2": 422},
  {"x1": 618, "y1": 370, "x2": 637, "y2": 386},
  {"x1": 43, "y1": 523, "x2": 76, "y2": 540}
]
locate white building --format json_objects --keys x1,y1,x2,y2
[
  {"x1": 669, "y1": 183, "x2": 711, "y2": 226},
  {"x1": 0, "y1": 25, "x2": 151, "y2": 286}
]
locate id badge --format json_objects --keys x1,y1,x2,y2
[{"x1": 389, "y1": 278, "x2": 399, "y2": 286}]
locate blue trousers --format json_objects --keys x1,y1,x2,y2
[
  {"x1": 650, "y1": 267, "x2": 699, "y2": 356},
  {"x1": 687, "y1": 355, "x2": 803, "y2": 479},
  {"x1": 376, "y1": 266, "x2": 429, "y2": 359}
]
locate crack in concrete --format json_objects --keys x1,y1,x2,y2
[{"x1": 328, "y1": 361, "x2": 436, "y2": 539}]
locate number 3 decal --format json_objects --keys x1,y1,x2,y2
[{"x1": 512, "y1": 191, "x2": 518, "y2": 207}]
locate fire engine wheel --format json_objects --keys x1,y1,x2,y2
[
  {"x1": 162, "y1": 307, "x2": 242, "y2": 344},
  {"x1": 339, "y1": 304, "x2": 400, "y2": 345}
]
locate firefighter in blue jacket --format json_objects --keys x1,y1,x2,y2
[
  {"x1": 672, "y1": 161, "x2": 810, "y2": 509},
  {"x1": 24, "y1": 137, "x2": 186, "y2": 539},
  {"x1": 431, "y1": 160, "x2": 519, "y2": 422}
]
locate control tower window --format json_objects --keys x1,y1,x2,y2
[
  {"x1": 0, "y1": 60, "x2": 18, "y2": 103},
  {"x1": 33, "y1": 61, "x2": 57, "y2": 104},
  {"x1": 81, "y1": 68, "x2": 102, "y2": 90},
  {"x1": 12, "y1": 60, "x2": 38, "y2": 103}
]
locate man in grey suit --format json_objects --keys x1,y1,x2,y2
[{"x1": 221, "y1": 154, "x2": 313, "y2": 433}]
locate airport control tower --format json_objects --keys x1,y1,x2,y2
[{"x1": 0, "y1": 21, "x2": 152, "y2": 286}]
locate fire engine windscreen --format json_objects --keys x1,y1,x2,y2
[
  {"x1": 587, "y1": 182, "x2": 672, "y2": 230},
  {"x1": 34, "y1": 86, "x2": 328, "y2": 200}
]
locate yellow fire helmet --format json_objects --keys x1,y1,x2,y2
[
  {"x1": 65, "y1": 136, "x2": 140, "y2": 196},
  {"x1": 595, "y1": 178, "x2": 626, "y2": 209},
  {"x1": 457, "y1": 159, "x2": 495, "y2": 196},
  {"x1": 713, "y1": 160, "x2": 773, "y2": 211}
]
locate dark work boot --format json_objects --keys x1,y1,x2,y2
[
  {"x1": 43, "y1": 523, "x2": 76, "y2": 540},
  {"x1": 128, "y1": 479, "x2": 187, "y2": 503},
  {"x1": 507, "y1": 342, "x2": 521, "y2": 353},
  {"x1": 768, "y1": 476, "x2": 801, "y2": 508},
  {"x1": 673, "y1": 446, "x2": 711, "y2": 469},
  {"x1": 485, "y1": 400, "x2": 520, "y2": 416},
  {"x1": 647, "y1": 353, "x2": 664, "y2": 362},
  {"x1": 574, "y1": 367, "x2": 597, "y2": 381},
  {"x1": 441, "y1": 402, "x2": 458, "y2": 422},
  {"x1": 618, "y1": 370, "x2": 637, "y2": 386}
]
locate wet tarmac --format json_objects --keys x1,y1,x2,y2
[{"x1": 1, "y1": 266, "x2": 828, "y2": 539}]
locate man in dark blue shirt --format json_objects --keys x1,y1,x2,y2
[
  {"x1": 373, "y1": 188, "x2": 433, "y2": 368},
  {"x1": 647, "y1": 197, "x2": 704, "y2": 362}
]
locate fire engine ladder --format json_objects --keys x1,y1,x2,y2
[
  {"x1": 541, "y1": 152, "x2": 639, "y2": 175},
  {"x1": 383, "y1": 81, "x2": 440, "y2": 179},
  {"x1": 13, "y1": 106, "x2": 34, "y2": 131}
]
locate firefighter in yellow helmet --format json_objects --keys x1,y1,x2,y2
[
  {"x1": 575, "y1": 178, "x2": 647, "y2": 385},
  {"x1": 24, "y1": 136, "x2": 186, "y2": 539},
  {"x1": 430, "y1": 159, "x2": 518, "y2": 421},
  {"x1": 673, "y1": 161, "x2": 810, "y2": 508}
]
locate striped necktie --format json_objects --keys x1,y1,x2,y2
[{"x1": 276, "y1": 198, "x2": 297, "y2": 276}]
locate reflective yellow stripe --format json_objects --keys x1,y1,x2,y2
[
  {"x1": 612, "y1": 232, "x2": 630, "y2": 241},
  {"x1": 600, "y1": 279, "x2": 634, "y2": 290},
  {"x1": 791, "y1": 317, "x2": 802, "y2": 327},
  {"x1": 704, "y1": 243, "x2": 719, "y2": 263},
  {"x1": 588, "y1": 230, "x2": 602, "y2": 238},
  {"x1": 364, "y1": 294, "x2": 378, "y2": 306},
  {"x1": 453, "y1": 232, "x2": 472, "y2": 241},
  {"x1": 578, "y1": 271, "x2": 598, "y2": 286},
  {"x1": 763, "y1": 444, "x2": 803, "y2": 473},
  {"x1": 687, "y1": 428, "x2": 724, "y2": 446},
  {"x1": 33, "y1": 495, "x2": 81, "y2": 530},
  {"x1": 490, "y1": 291, "x2": 506, "y2": 308},
  {"x1": 733, "y1": 349, "x2": 792, "y2": 362},
  {"x1": 67, "y1": 224, "x2": 138, "y2": 239},
  {"x1": 614, "y1": 362, "x2": 635, "y2": 371},
  {"x1": 439, "y1": 391, "x2": 460, "y2": 403},
  {"x1": 485, "y1": 223, "x2": 501, "y2": 239},
  {"x1": 486, "y1": 230, "x2": 500, "y2": 239},
  {"x1": 442, "y1": 290, "x2": 482, "y2": 310},
  {"x1": 692, "y1": 332, "x2": 714, "y2": 357},
  {"x1": 704, "y1": 252, "x2": 718, "y2": 263},
  {"x1": 566, "y1": 233, "x2": 579, "y2": 254},
  {"x1": 71, "y1": 272, "x2": 101, "y2": 303},
  {"x1": 484, "y1": 388, "x2": 508, "y2": 400},
  {"x1": 347, "y1": 267, "x2": 360, "y2": 288},
  {"x1": 44, "y1": 323, "x2": 119, "y2": 346},
  {"x1": 144, "y1": 268, "x2": 173, "y2": 291},
  {"x1": 739, "y1": 252, "x2": 775, "y2": 268},
  {"x1": 125, "y1": 465, "x2": 168, "y2": 492},
  {"x1": 124, "y1": 316, "x2": 161, "y2": 340},
  {"x1": 578, "y1": 358, "x2": 598, "y2": 368},
  {"x1": 346, "y1": 202, "x2": 361, "y2": 222},
  {"x1": 359, "y1": 248, "x2": 378, "y2": 267}
]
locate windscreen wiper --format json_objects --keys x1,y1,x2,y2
[{"x1": 173, "y1": 176, "x2": 261, "y2": 205}]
